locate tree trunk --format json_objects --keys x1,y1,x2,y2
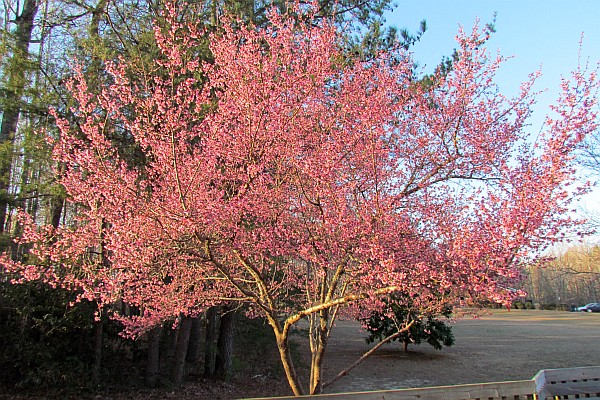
[
  {"x1": 10, "y1": 159, "x2": 33, "y2": 259},
  {"x1": 91, "y1": 317, "x2": 103, "y2": 385},
  {"x1": 145, "y1": 325, "x2": 162, "y2": 388},
  {"x1": 0, "y1": 0, "x2": 40, "y2": 232},
  {"x1": 321, "y1": 320, "x2": 416, "y2": 390},
  {"x1": 275, "y1": 331, "x2": 304, "y2": 396},
  {"x1": 309, "y1": 310, "x2": 329, "y2": 394},
  {"x1": 170, "y1": 315, "x2": 193, "y2": 386},
  {"x1": 309, "y1": 344, "x2": 327, "y2": 395},
  {"x1": 49, "y1": 195, "x2": 64, "y2": 229},
  {"x1": 403, "y1": 340, "x2": 409, "y2": 352},
  {"x1": 186, "y1": 316, "x2": 202, "y2": 365},
  {"x1": 48, "y1": 164, "x2": 66, "y2": 228},
  {"x1": 164, "y1": 321, "x2": 179, "y2": 366},
  {"x1": 85, "y1": 0, "x2": 108, "y2": 89},
  {"x1": 203, "y1": 306, "x2": 219, "y2": 376},
  {"x1": 215, "y1": 307, "x2": 235, "y2": 380}
]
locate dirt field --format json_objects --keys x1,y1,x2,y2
[{"x1": 320, "y1": 309, "x2": 600, "y2": 394}]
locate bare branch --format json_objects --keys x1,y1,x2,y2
[{"x1": 322, "y1": 319, "x2": 417, "y2": 389}]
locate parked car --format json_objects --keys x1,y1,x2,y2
[{"x1": 576, "y1": 303, "x2": 600, "y2": 312}]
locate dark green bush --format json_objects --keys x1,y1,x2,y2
[
  {"x1": 361, "y1": 295, "x2": 454, "y2": 352},
  {"x1": 0, "y1": 279, "x2": 141, "y2": 391},
  {"x1": 525, "y1": 301, "x2": 534, "y2": 309},
  {"x1": 513, "y1": 301, "x2": 524, "y2": 309}
]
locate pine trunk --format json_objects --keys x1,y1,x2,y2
[
  {"x1": 186, "y1": 316, "x2": 202, "y2": 372},
  {"x1": 145, "y1": 325, "x2": 162, "y2": 387},
  {"x1": 170, "y1": 316, "x2": 193, "y2": 386},
  {"x1": 91, "y1": 318, "x2": 103, "y2": 385},
  {"x1": 203, "y1": 306, "x2": 219, "y2": 376},
  {"x1": 0, "y1": 0, "x2": 40, "y2": 232},
  {"x1": 48, "y1": 164, "x2": 66, "y2": 228},
  {"x1": 215, "y1": 308, "x2": 235, "y2": 380}
]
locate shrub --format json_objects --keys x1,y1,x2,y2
[
  {"x1": 525, "y1": 301, "x2": 534, "y2": 309},
  {"x1": 361, "y1": 296, "x2": 454, "y2": 352},
  {"x1": 0, "y1": 280, "x2": 141, "y2": 391},
  {"x1": 514, "y1": 301, "x2": 525, "y2": 309}
]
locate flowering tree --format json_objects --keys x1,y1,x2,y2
[{"x1": 2, "y1": 3, "x2": 598, "y2": 395}]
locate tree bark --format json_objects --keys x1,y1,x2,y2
[
  {"x1": 275, "y1": 331, "x2": 304, "y2": 396},
  {"x1": 145, "y1": 325, "x2": 162, "y2": 387},
  {"x1": 203, "y1": 306, "x2": 219, "y2": 376},
  {"x1": 10, "y1": 159, "x2": 34, "y2": 259},
  {"x1": 186, "y1": 316, "x2": 202, "y2": 365},
  {"x1": 215, "y1": 307, "x2": 235, "y2": 380},
  {"x1": 170, "y1": 315, "x2": 193, "y2": 386},
  {"x1": 49, "y1": 195, "x2": 64, "y2": 228},
  {"x1": 165, "y1": 322, "x2": 179, "y2": 366},
  {"x1": 91, "y1": 317, "x2": 103, "y2": 385},
  {"x1": 85, "y1": 0, "x2": 108, "y2": 89},
  {"x1": 0, "y1": 0, "x2": 40, "y2": 232},
  {"x1": 48, "y1": 164, "x2": 66, "y2": 228},
  {"x1": 309, "y1": 310, "x2": 329, "y2": 394}
]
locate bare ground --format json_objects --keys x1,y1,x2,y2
[{"x1": 320, "y1": 309, "x2": 600, "y2": 394}]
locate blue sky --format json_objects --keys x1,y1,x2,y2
[
  {"x1": 385, "y1": 1, "x2": 600, "y2": 237},
  {"x1": 385, "y1": 1, "x2": 600, "y2": 79},
  {"x1": 385, "y1": 0, "x2": 599, "y2": 125}
]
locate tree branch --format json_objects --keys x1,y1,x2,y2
[
  {"x1": 322, "y1": 319, "x2": 416, "y2": 389},
  {"x1": 283, "y1": 285, "x2": 398, "y2": 337}
]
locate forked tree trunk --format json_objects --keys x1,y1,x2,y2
[
  {"x1": 145, "y1": 325, "x2": 162, "y2": 387},
  {"x1": 215, "y1": 308, "x2": 235, "y2": 380},
  {"x1": 170, "y1": 316, "x2": 193, "y2": 386}
]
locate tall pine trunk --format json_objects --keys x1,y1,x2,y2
[
  {"x1": 170, "y1": 315, "x2": 193, "y2": 386},
  {"x1": 145, "y1": 325, "x2": 162, "y2": 387},
  {"x1": 215, "y1": 307, "x2": 235, "y2": 380},
  {"x1": 91, "y1": 317, "x2": 103, "y2": 385},
  {"x1": 0, "y1": 0, "x2": 40, "y2": 232},
  {"x1": 186, "y1": 316, "x2": 202, "y2": 372},
  {"x1": 203, "y1": 306, "x2": 219, "y2": 376}
]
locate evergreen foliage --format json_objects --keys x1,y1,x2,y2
[
  {"x1": 0, "y1": 281, "x2": 112, "y2": 389},
  {"x1": 362, "y1": 296, "x2": 455, "y2": 352}
]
